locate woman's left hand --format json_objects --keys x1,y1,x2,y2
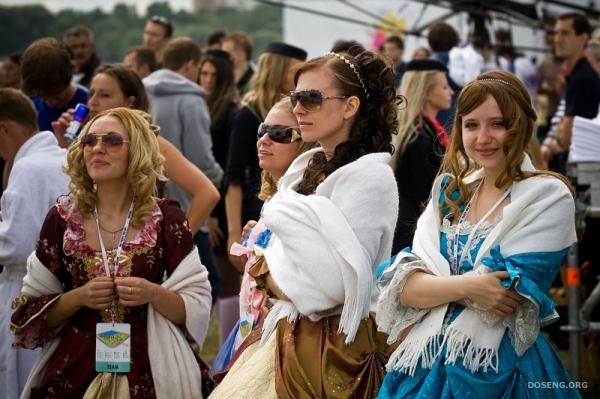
[{"x1": 115, "y1": 277, "x2": 158, "y2": 307}]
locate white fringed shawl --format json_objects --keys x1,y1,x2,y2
[
  {"x1": 18, "y1": 248, "x2": 211, "y2": 399},
  {"x1": 380, "y1": 155, "x2": 576, "y2": 375},
  {"x1": 261, "y1": 148, "x2": 398, "y2": 344}
]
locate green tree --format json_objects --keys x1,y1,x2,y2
[{"x1": 0, "y1": 2, "x2": 282, "y2": 63}]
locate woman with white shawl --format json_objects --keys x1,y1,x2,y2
[
  {"x1": 376, "y1": 70, "x2": 581, "y2": 398},
  {"x1": 210, "y1": 49, "x2": 400, "y2": 398},
  {"x1": 11, "y1": 108, "x2": 212, "y2": 398}
]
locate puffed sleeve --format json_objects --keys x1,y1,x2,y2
[
  {"x1": 158, "y1": 200, "x2": 195, "y2": 275},
  {"x1": 11, "y1": 205, "x2": 66, "y2": 349}
]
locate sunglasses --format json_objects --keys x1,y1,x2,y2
[
  {"x1": 289, "y1": 90, "x2": 349, "y2": 112},
  {"x1": 257, "y1": 123, "x2": 301, "y2": 144},
  {"x1": 81, "y1": 132, "x2": 130, "y2": 150},
  {"x1": 151, "y1": 15, "x2": 171, "y2": 26}
]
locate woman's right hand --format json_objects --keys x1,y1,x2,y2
[
  {"x1": 464, "y1": 271, "x2": 523, "y2": 317},
  {"x1": 241, "y1": 220, "x2": 257, "y2": 241},
  {"x1": 51, "y1": 108, "x2": 75, "y2": 149},
  {"x1": 207, "y1": 216, "x2": 224, "y2": 248},
  {"x1": 76, "y1": 276, "x2": 115, "y2": 310}
]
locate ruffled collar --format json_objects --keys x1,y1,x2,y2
[{"x1": 56, "y1": 194, "x2": 163, "y2": 256}]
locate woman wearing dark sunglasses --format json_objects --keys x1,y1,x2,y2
[
  {"x1": 210, "y1": 98, "x2": 315, "y2": 389},
  {"x1": 224, "y1": 42, "x2": 307, "y2": 274},
  {"x1": 211, "y1": 49, "x2": 400, "y2": 398},
  {"x1": 12, "y1": 107, "x2": 212, "y2": 398}
]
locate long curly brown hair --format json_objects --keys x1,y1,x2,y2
[
  {"x1": 440, "y1": 70, "x2": 572, "y2": 221},
  {"x1": 295, "y1": 48, "x2": 400, "y2": 195},
  {"x1": 65, "y1": 108, "x2": 166, "y2": 228}
]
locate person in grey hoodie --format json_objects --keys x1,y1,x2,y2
[
  {"x1": 144, "y1": 36, "x2": 223, "y2": 299},
  {"x1": 144, "y1": 36, "x2": 223, "y2": 195}
]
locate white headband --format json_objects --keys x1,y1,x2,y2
[
  {"x1": 326, "y1": 52, "x2": 370, "y2": 99},
  {"x1": 478, "y1": 78, "x2": 512, "y2": 87}
]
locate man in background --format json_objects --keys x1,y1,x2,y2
[
  {"x1": 542, "y1": 12, "x2": 600, "y2": 163},
  {"x1": 64, "y1": 25, "x2": 100, "y2": 88},
  {"x1": 20, "y1": 38, "x2": 89, "y2": 132},
  {"x1": 207, "y1": 30, "x2": 226, "y2": 50},
  {"x1": 143, "y1": 15, "x2": 173, "y2": 65},
  {"x1": 222, "y1": 31, "x2": 254, "y2": 95},
  {"x1": 382, "y1": 35, "x2": 406, "y2": 88},
  {"x1": 123, "y1": 46, "x2": 157, "y2": 79}
]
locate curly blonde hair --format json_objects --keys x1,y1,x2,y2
[
  {"x1": 65, "y1": 107, "x2": 166, "y2": 228},
  {"x1": 440, "y1": 70, "x2": 572, "y2": 221}
]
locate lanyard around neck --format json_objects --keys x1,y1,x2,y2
[
  {"x1": 451, "y1": 182, "x2": 511, "y2": 275},
  {"x1": 93, "y1": 201, "x2": 135, "y2": 278}
]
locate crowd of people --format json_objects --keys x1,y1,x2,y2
[{"x1": 0, "y1": 9, "x2": 599, "y2": 399}]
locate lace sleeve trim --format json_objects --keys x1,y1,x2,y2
[{"x1": 376, "y1": 256, "x2": 432, "y2": 344}]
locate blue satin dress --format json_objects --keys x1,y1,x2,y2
[{"x1": 377, "y1": 219, "x2": 582, "y2": 399}]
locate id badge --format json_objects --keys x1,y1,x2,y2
[{"x1": 95, "y1": 323, "x2": 131, "y2": 373}]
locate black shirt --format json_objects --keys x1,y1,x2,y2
[
  {"x1": 211, "y1": 104, "x2": 239, "y2": 175},
  {"x1": 224, "y1": 105, "x2": 263, "y2": 224},
  {"x1": 74, "y1": 53, "x2": 101, "y2": 88},
  {"x1": 210, "y1": 103, "x2": 239, "y2": 254},
  {"x1": 393, "y1": 117, "x2": 445, "y2": 253},
  {"x1": 237, "y1": 67, "x2": 254, "y2": 97},
  {"x1": 565, "y1": 56, "x2": 600, "y2": 119}
]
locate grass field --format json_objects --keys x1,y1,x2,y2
[{"x1": 200, "y1": 311, "x2": 220, "y2": 365}]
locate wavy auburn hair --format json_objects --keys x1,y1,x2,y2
[
  {"x1": 65, "y1": 107, "x2": 166, "y2": 228},
  {"x1": 294, "y1": 48, "x2": 400, "y2": 194},
  {"x1": 441, "y1": 70, "x2": 572, "y2": 220}
]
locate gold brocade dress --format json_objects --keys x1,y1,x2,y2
[{"x1": 210, "y1": 259, "x2": 396, "y2": 399}]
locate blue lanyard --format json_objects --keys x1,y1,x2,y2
[
  {"x1": 451, "y1": 183, "x2": 510, "y2": 275},
  {"x1": 93, "y1": 201, "x2": 135, "y2": 324},
  {"x1": 94, "y1": 201, "x2": 135, "y2": 278}
]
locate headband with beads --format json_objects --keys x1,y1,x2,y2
[
  {"x1": 477, "y1": 78, "x2": 512, "y2": 87},
  {"x1": 325, "y1": 52, "x2": 370, "y2": 99}
]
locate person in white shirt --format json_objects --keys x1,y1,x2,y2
[{"x1": 0, "y1": 88, "x2": 69, "y2": 399}]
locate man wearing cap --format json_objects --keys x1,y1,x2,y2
[{"x1": 143, "y1": 15, "x2": 173, "y2": 65}]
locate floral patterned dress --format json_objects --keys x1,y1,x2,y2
[{"x1": 11, "y1": 194, "x2": 196, "y2": 398}]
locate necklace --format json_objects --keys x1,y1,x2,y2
[
  {"x1": 97, "y1": 219, "x2": 126, "y2": 248},
  {"x1": 93, "y1": 201, "x2": 135, "y2": 323},
  {"x1": 472, "y1": 180, "x2": 509, "y2": 224},
  {"x1": 451, "y1": 180, "x2": 511, "y2": 275},
  {"x1": 98, "y1": 224, "x2": 124, "y2": 234}
]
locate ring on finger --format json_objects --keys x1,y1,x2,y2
[{"x1": 129, "y1": 286, "x2": 133, "y2": 294}]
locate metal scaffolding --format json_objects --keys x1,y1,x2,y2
[{"x1": 563, "y1": 162, "x2": 600, "y2": 381}]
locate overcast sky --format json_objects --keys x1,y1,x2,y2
[{"x1": 0, "y1": 0, "x2": 193, "y2": 13}]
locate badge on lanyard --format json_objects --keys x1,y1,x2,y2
[
  {"x1": 93, "y1": 201, "x2": 135, "y2": 373},
  {"x1": 95, "y1": 322, "x2": 131, "y2": 372}
]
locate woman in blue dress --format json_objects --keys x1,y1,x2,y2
[{"x1": 376, "y1": 70, "x2": 582, "y2": 398}]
